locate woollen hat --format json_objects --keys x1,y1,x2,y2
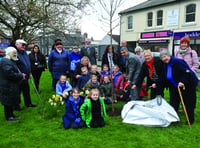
[
  {"x1": 180, "y1": 36, "x2": 190, "y2": 47},
  {"x1": 16, "y1": 39, "x2": 27, "y2": 44},
  {"x1": 6, "y1": 47, "x2": 17, "y2": 55}
]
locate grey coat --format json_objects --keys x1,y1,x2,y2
[{"x1": 126, "y1": 52, "x2": 142, "y2": 85}]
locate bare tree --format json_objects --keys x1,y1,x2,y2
[
  {"x1": 95, "y1": 0, "x2": 126, "y2": 112},
  {"x1": 0, "y1": 0, "x2": 90, "y2": 43}
]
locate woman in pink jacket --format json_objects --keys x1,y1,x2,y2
[{"x1": 176, "y1": 36, "x2": 199, "y2": 73}]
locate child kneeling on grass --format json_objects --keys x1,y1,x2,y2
[
  {"x1": 56, "y1": 74, "x2": 72, "y2": 99},
  {"x1": 80, "y1": 88, "x2": 107, "y2": 128},
  {"x1": 100, "y1": 75, "x2": 117, "y2": 104},
  {"x1": 62, "y1": 88, "x2": 85, "y2": 129}
]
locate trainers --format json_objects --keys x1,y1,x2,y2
[
  {"x1": 7, "y1": 117, "x2": 16, "y2": 122},
  {"x1": 27, "y1": 104, "x2": 37, "y2": 108}
]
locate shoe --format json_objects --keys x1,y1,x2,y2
[
  {"x1": 27, "y1": 104, "x2": 37, "y2": 108},
  {"x1": 6, "y1": 117, "x2": 16, "y2": 122},
  {"x1": 14, "y1": 116, "x2": 20, "y2": 119}
]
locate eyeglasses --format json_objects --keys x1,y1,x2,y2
[{"x1": 21, "y1": 43, "x2": 26, "y2": 46}]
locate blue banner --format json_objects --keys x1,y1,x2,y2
[{"x1": 174, "y1": 31, "x2": 200, "y2": 39}]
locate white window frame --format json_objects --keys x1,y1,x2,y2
[
  {"x1": 147, "y1": 12, "x2": 153, "y2": 27},
  {"x1": 185, "y1": 4, "x2": 196, "y2": 23},
  {"x1": 156, "y1": 10, "x2": 163, "y2": 26},
  {"x1": 127, "y1": 16, "x2": 133, "y2": 30}
]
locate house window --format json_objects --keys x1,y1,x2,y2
[
  {"x1": 127, "y1": 16, "x2": 133, "y2": 29},
  {"x1": 147, "y1": 12, "x2": 153, "y2": 27},
  {"x1": 157, "y1": 10, "x2": 163, "y2": 26},
  {"x1": 185, "y1": 4, "x2": 196, "y2": 23}
]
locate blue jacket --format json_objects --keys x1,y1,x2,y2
[
  {"x1": 76, "y1": 73, "x2": 91, "y2": 89},
  {"x1": 48, "y1": 49, "x2": 69, "y2": 79},
  {"x1": 17, "y1": 50, "x2": 31, "y2": 77},
  {"x1": 69, "y1": 52, "x2": 81, "y2": 72},
  {"x1": 62, "y1": 95, "x2": 84, "y2": 128},
  {"x1": 56, "y1": 81, "x2": 72, "y2": 96}
]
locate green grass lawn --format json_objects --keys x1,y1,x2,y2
[{"x1": 0, "y1": 71, "x2": 200, "y2": 148}]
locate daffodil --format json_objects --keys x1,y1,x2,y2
[{"x1": 85, "y1": 90, "x2": 90, "y2": 95}]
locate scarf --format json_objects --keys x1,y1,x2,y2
[
  {"x1": 166, "y1": 61, "x2": 178, "y2": 87},
  {"x1": 145, "y1": 58, "x2": 154, "y2": 79}
]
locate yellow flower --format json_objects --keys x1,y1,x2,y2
[
  {"x1": 52, "y1": 95, "x2": 55, "y2": 99},
  {"x1": 55, "y1": 94, "x2": 60, "y2": 101},
  {"x1": 85, "y1": 90, "x2": 90, "y2": 95}
]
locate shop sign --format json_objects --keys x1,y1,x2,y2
[
  {"x1": 174, "y1": 31, "x2": 200, "y2": 39},
  {"x1": 138, "y1": 40, "x2": 168, "y2": 44},
  {"x1": 141, "y1": 30, "x2": 173, "y2": 39}
]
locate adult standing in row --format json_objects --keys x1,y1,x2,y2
[
  {"x1": 120, "y1": 47, "x2": 142, "y2": 100},
  {"x1": 117, "y1": 40, "x2": 128, "y2": 73},
  {"x1": 29, "y1": 45, "x2": 47, "y2": 93},
  {"x1": 81, "y1": 38, "x2": 96, "y2": 65},
  {"x1": 0, "y1": 47, "x2": 26, "y2": 121},
  {"x1": 101, "y1": 45, "x2": 119, "y2": 70},
  {"x1": 175, "y1": 36, "x2": 199, "y2": 73},
  {"x1": 159, "y1": 50, "x2": 198, "y2": 124},
  {"x1": 133, "y1": 50, "x2": 164, "y2": 99},
  {"x1": 15, "y1": 39, "x2": 36, "y2": 109},
  {"x1": 48, "y1": 41, "x2": 69, "y2": 90},
  {"x1": 69, "y1": 46, "x2": 81, "y2": 87},
  {"x1": 135, "y1": 46, "x2": 144, "y2": 63}
]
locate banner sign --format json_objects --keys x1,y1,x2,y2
[
  {"x1": 141, "y1": 30, "x2": 173, "y2": 39},
  {"x1": 174, "y1": 31, "x2": 200, "y2": 39}
]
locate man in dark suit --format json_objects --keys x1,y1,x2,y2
[{"x1": 81, "y1": 39, "x2": 96, "y2": 65}]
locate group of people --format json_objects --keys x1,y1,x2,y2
[
  {"x1": 0, "y1": 39, "x2": 46, "y2": 121},
  {"x1": 0, "y1": 36, "x2": 199, "y2": 128}
]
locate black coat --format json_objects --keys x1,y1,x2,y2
[
  {"x1": 101, "y1": 51, "x2": 120, "y2": 69},
  {"x1": 136, "y1": 57, "x2": 163, "y2": 87},
  {"x1": 0, "y1": 58, "x2": 23, "y2": 105},
  {"x1": 29, "y1": 52, "x2": 47, "y2": 72}
]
